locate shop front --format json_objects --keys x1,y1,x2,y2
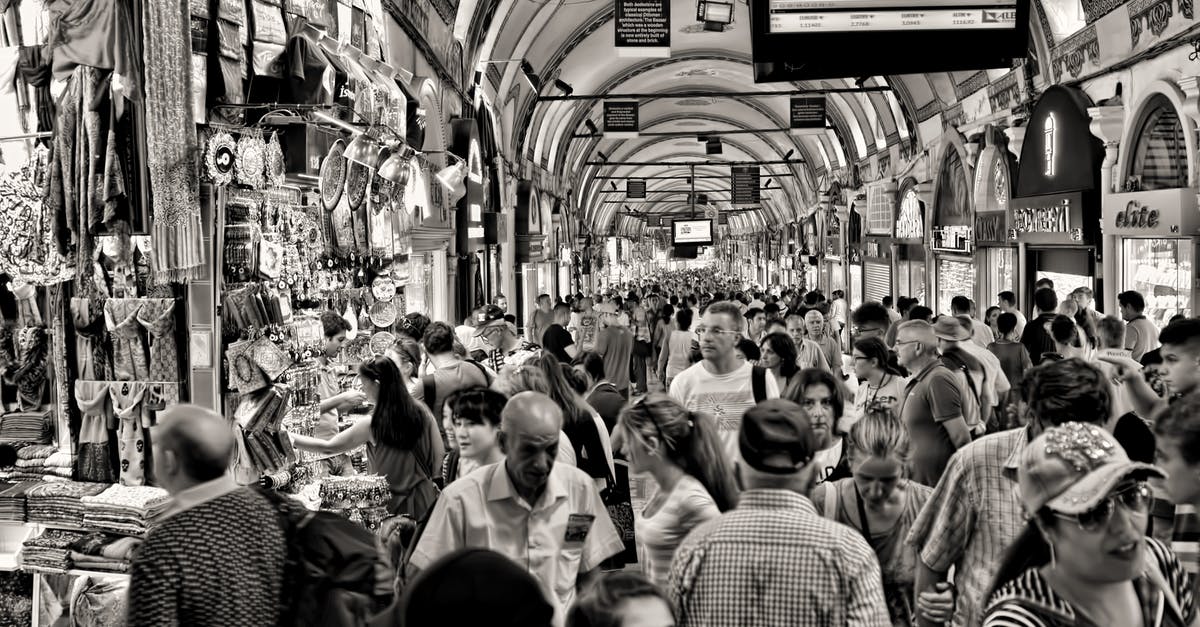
[
  {"x1": 1104, "y1": 189, "x2": 1198, "y2": 326},
  {"x1": 931, "y1": 139, "x2": 976, "y2": 314},
  {"x1": 823, "y1": 210, "x2": 846, "y2": 297},
  {"x1": 973, "y1": 129, "x2": 1018, "y2": 305},
  {"x1": 1011, "y1": 86, "x2": 1104, "y2": 310},
  {"x1": 861, "y1": 180, "x2": 896, "y2": 304},
  {"x1": 801, "y1": 214, "x2": 820, "y2": 291},
  {"x1": 452, "y1": 117, "x2": 490, "y2": 320},
  {"x1": 894, "y1": 180, "x2": 928, "y2": 304}
]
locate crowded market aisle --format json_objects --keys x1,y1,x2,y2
[{"x1": 0, "y1": 0, "x2": 1199, "y2": 625}]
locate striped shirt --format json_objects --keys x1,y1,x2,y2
[
  {"x1": 1174, "y1": 504, "x2": 1199, "y2": 576},
  {"x1": 669, "y1": 489, "x2": 891, "y2": 627},
  {"x1": 906, "y1": 427, "x2": 1028, "y2": 627}
]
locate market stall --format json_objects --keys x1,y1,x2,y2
[{"x1": 973, "y1": 128, "x2": 1018, "y2": 304}]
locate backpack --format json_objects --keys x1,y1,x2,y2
[
  {"x1": 420, "y1": 360, "x2": 493, "y2": 416},
  {"x1": 259, "y1": 488, "x2": 395, "y2": 626},
  {"x1": 751, "y1": 365, "x2": 768, "y2": 403},
  {"x1": 940, "y1": 353, "x2": 984, "y2": 435}
]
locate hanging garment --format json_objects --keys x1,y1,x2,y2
[
  {"x1": 47, "y1": 66, "x2": 106, "y2": 274},
  {"x1": 71, "y1": 296, "x2": 113, "y2": 381},
  {"x1": 46, "y1": 0, "x2": 142, "y2": 90},
  {"x1": 9, "y1": 326, "x2": 48, "y2": 411},
  {"x1": 108, "y1": 381, "x2": 147, "y2": 486},
  {"x1": 104, "y1": 298, "x2": 148, "y2": 381},
  {"x1": 16, "y1": 45, "x2": 53, "y2": 139},
  {"x1": 143, "y1": 0, "x2": 205, "y2": 281},
  {"x1": 74, "y1": 380, "x2": 116, "y2": 483},
  {"x1": 135, "y1": 298, "x2": 179, "y2": 382},
  {"x1": 0, "y1": 148, "x2": 74, "y2": 285}
]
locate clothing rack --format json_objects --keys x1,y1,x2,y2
[{"x1": 0, "y1": 132, "x2": 52, "y2": 143}]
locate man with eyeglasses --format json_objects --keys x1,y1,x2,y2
[
  {"x1": 670, "y1": 301, "x2": 780, "y2": 463},
  {"x1": 908, "y1": 358, "x2": 1114, "y2": 627}
]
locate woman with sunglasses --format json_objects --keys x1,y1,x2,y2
[
  {"x1": 439, "y1": 387, "x2": 507, "y2": 488},
  {"x1": 613, "y1": 394, "x2": 737, "y2": 586},
  {"x1": 812, "y1": 408, "x2": 931, "y2": 626},
  {"x1": 984, "y1": 422, "x2": 1195, "y2": 627}
]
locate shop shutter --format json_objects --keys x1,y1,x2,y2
[{"x1": 864, "y1": 261, "x2": 891, "y2": 304}]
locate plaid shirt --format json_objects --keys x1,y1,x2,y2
[
  {"x1": 668, "y1": 489, "x2": 890, "y2": 627},
  {"x1": 906, "y1": 427, "x2": 1028, "y2": 627}
]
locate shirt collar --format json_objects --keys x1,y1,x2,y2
[
  {"x1": 164, "y1": 474, "x2": 239, "y2": 519},
  {"x1": 737, "y1": 489, "x2": 817, "y2": 515},
  {"x1": 488, "y1": 461, "x2": 570, "y2": 511}
]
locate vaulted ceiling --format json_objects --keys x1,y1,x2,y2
[{"x1": 453, "y1": 0, "x2": 1062, "y2": 234}]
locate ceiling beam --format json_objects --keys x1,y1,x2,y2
[
  {"x1": 538, "y1": 86, "x2": 891, "y2": 102},
  {"x1": 570, "y1": 127, "x2": 832, "y2": 140},
  {"x1": 586, "y1": 159, "x2": 805, "y2": 166},
  {"x1": 592, "y1": 173, "x2": 797, "y2": 180}
]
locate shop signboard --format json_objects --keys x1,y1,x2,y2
[
  {"x1": 895, "y1": 187, "x2": 925, "y2": 240},
  {"x1": 604, "y1": 101, "x2": 640, "y2": 138},
  {"x1": 1103, "y1": 189, "x2": 1199, "y2": 237},
  {"x1": 615, "y1": 0, "x2": 671, "y2": 57},
  {"x1": 975, "y1": 212, "x2": 1008, "y2": 244},
  {"x1": 1014, "y1": 86, "x2": 1102, "y2": 197},
  {"x1": 627, "y1": 179, "x2": 647, "y2": 199},
  {"x1": 864, "y1": 239, "x2": 888, "y2": 259},
  {"x1": 1009, "y1": 192, "x2": 1085, "y2": 243},
  {"x1": 932, "y1": 225, "x2": 974, "y2": 253}
]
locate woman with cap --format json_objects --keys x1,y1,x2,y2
[
  {"x1": 983, "y1": 422, "x2": 1195, "y2": 627},
  {"x1": 811, "y1": 408, "x2": 931, "y2": 626},
  {"x1": 613, "y1": 393, "x2": 737, "y2": 586}
]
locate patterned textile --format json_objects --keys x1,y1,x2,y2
[
  {"x1": 71, "y1": 576, "x2": 130, "y2": 627},
  {"x1": 668, "y1": 489, "x2": 890, "y2": 626},
  {"x1": 0, "y1": 147, "x2": 72, "y2": 285},
  {"x1": 109, "y1": 381, "x2": 148, "y2": 486},
  {"x1": 136, "y1": 298, "x2": 179, "y2": 382},
  {"x1": 20, "y1": 528, "x2": 87, "y2": 571},
  {"x1": 25, "y1": 481, "x2": 107, "y2": 526},
  {"x1": 1173, "y1": 504, "x2": 1199, "y2": 576},
  {"x1": 81, "y1": 484, "x2": 170, "y2": 536},
  {"x1": 105, "y1": 298, "x2": 148, "y2": 381},
  {"x1": 143, "y1": 0, "x2": 205, "y2": 281},
  {"x1": 906, "y1": 427, "x2": 1028, "y2": 627},
  {"x1": 126, "y1": 488, "x2": 292, "y2": 627},
  {"x1": 75, "y1": 380, "x2": 116, "y2": 484},
  {"x1": 71, "y1": 296, "x2": 113, "y2": 381}
]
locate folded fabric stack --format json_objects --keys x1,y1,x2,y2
[
  {"x1": 0, "y1": 411, "x2": 50, "y2": 443},
  {"x1": 68, "y1": 532, "x2": 143, "y2": 573},
  {"x1": 41, "y1": 451, "x2": 75, "y2": 480},
  {"x1": 0, "y1": 481, "x2": 36, "y2": 521},
  {"x1": 19, "y1": 529, "x2": 87, "y2": 571},
  {"x1": 81, "y1": 485, "x2": 170, "y2": 537},
  {"x1": 25, "y1": 481, "x2": 108, "y2": 527},
  {"x1": 8, "y1": 444, "x2": 55, "y2": 482}
]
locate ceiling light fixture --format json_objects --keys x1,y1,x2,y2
[
  {"x1": 784, "y1": 149, "x2": 795, "y2": 160},
  {"x1": 378, "y1": 145, "x2": 416, "y2": 185},
  {"x1": 585, "y1": 119, "x2": 599, "y2": 135}
]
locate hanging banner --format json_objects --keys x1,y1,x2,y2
[
  {"x1": 731, "y1": 165, "x2": 761, "y2": 207},
  {"x1": 790, "y1": 96, "x2": 826, "y2": 134},
  {"x1": 604, "y1": 101, "x2": 640, "y2": 138},
  {"x1": 627, "y1": 179, "x2": 647, "y2": 199},
  {"x1": 615, "y1": 0, "x2": 671, "y2": 58}
]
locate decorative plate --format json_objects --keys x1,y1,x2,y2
[
  {"x1": 344, "y1": 335, "x2": 372, "y2": 363},
  {"x1": 371, "y1": 277, "x2": 395, "y2": 302},
  {"x1": 236, "y1": 132, "x2": 266, "y2": 188},
  {"x1": 369, "y1": 331, "x2": 395, "y2": 356},
  {"x1": 345, "y1": 161, "x2": 370, "y2": 211},
  {"x1": 265, "y1": 131, "x2": 286, "y2": 186},
  {"x1": 319, "y1": 140, "x2": 347, "y2": 211},
  {"x1": 369, "y1": 300, "x2": 397, "y2": 328},
  {"x1": 205, "y1": 131, "x2": 236, "y2": 186}
]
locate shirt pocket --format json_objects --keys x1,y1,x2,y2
[{"x1": 555, "y1": 544, "x2": 584, "y2": 598}]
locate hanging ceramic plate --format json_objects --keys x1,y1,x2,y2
[
  {"x1": 344, "y1": 335, "x2": 372, "y2": 363},
  {"x1": 369, "y1": 300, "x2": 397, "y2": 328},
  {"x1": 236, "y1": 132, "x2": 267, "y2": 188},
  {"x1": 320, "y1": 140, "x2": 347, "y2": 211},
  {"x1": 371, "y1": 277, "x2": 396, "y2": 302},
  {"x1": 205, "y1": 131, "x2": 236, "y2": 186},
  {"x1": 265, "y1": 131, "x2": 286, "y2": 186},
  {"x1": 345, "y1": 161, "x2": 370, "y2": 211},
  {"x1": 369, "y1": 331, "x2": 395, "y2": 356}
]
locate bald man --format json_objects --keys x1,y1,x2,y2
[
  {"x1": 409, "y1": 392, "x2": 624, "y2": 626},
  {"x1": 128, "y1": 405, "x2": 292, "y2": 627}
]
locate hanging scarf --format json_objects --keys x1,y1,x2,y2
[{"x1": 142, "y1": 0, "x2": 204, "y2": 281}]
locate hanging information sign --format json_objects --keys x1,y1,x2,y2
[
  {"x1": 627, "y1": 179, "x2": 647, "y2": 199},
  {"x1": 615, "y1": 0, "x2": 671, "y2": 57},
  {"x1": 731, "y1": 165, "x2": 761, "y2": 206},
  {"x1": 790, "y1": 96, "x2": 826, "y2": 134},
  {"x1": 604, "y1": 101, "x2": 640, "y2": 139}
]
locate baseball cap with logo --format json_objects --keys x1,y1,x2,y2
[
  {"x1": 1017, "y1": 422, "x2": 1164, "y2": 516},
  {"x1": 738, "y1": 399, "x2": 817, "y2": 474},
  {"x1": 474, "y1": 305, "x2": 508, "y2": 336}
]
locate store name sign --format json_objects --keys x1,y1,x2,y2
[
  {"x1": 1103, "y1": 189, "x2": 1194, "y2": 236},
  {"x1": 1113, "y1": 201, "x2": 1160, "y2": 229},
  {"x1": 1012, "y1": 204, "x2": 1070, "y2": 235},
  {"x1": 974, "y1": 213, "x2": 1007, "y2": 243}
]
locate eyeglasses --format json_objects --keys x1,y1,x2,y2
[
  {"x1": 1051, "y1": 482, "x2": 1153, "y2": 532},
  {"x1": 893, "y1": 339, "x2": 920, "y2": 347},
  {"x1": 694, "y1": 326, "x2": 739, "y2": 338}
]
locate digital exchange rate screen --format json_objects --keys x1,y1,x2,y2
[{"x1": 768, "y1": 0, "x2": 1018, "y2": 33}]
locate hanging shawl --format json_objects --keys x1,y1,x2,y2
[
  {"x1": 135, "y1": 298, "x2": 179, "y2": 382},
  {"x1": 142, "y1": 0, "x2": 204, "y2": 281}
]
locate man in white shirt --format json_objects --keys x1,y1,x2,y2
[
  {"x1": 670, "y1": 301, "x2": 780, "y2": 462},
  {"x1": 997, "y1": 291, "x2": 1027, "y2": 339},
  {"x1": 951, "y1": 296, "x2": 994, "y2": 349}
]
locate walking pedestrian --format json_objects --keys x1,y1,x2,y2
[{"x1": 894, "y1": 320, "x2": 971, "y2": 486}]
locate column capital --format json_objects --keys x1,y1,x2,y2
[
  {"x1": 1003, "y1": 125, "x2": 1026, "y2": 159},
  {"x1": 1087, "y1": 105, "x2": 1126, "y2": 147},
  {"x1": 1180, "y1": 76, "x2": 1200, "y2": 125}
]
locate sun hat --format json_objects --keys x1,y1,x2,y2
[{"x1": 931, "y1": 316, "x2": 971, "y2": 342}]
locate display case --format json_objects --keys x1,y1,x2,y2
[{"x1": 1122, "y1": 238, "x2": 1194, "y2": 327}]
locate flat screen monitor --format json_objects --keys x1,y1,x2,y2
[
  {"x1": 703, "y1": 1, "x2": 735, "y2": 23},
  {"x1": 749, "y1": 0, "x2": 1029, "y2": 81},
  {"x1": 672, "y1": 219, "x2": 714, "y2": 246}
]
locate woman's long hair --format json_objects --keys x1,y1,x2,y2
[
  {"x1": 617, "y1": 393, "x2": 738, "y2": 511},
  {"x1": 845, "y1": 408, "x2": 910, "y2": 464},
  {"x1": 760, "y1": 332, "x2": 799, "y2": 379},
  {"x1": 782, "y1": 368, "x2": 846, "y2": 423},
  {"x1": 361, "y1": 356, "x2": 429, "y2": 450},
  {"x1": 853, "y1": 336, "x2": 904, "y2": 377},
  {"x1": 535, "y1": 353, "x2": 595, "y2": 430},
  {"x1": 985, "y1": 512, "x2": 1056, "y2": 603}
]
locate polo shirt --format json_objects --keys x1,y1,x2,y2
[
  {"x1": 410, "y1": 461, "x2": 623, "y2": 626},
  {"x1": 899, "y1": 361, "x2": 963, "y2": 486},
  {"x1": 1126, "y1": 315, "x2": 1160, "y2": 362}
]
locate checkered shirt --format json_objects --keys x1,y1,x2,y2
[
  {"x1": 668, "y1": 489, "x2": 890, "y2": 627},
  {"x1": 906, "y1": 427, "x2": 1028, "y2": 627}
]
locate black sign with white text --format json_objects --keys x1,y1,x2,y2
[
  {"x1": 627, "y1": 179, "x2": 647, "y2": 199},
  {"x1": 615, "y1": 0, "x2": 670, "y2": 50},
  {"x1": 731, "y1": 166, "x2": 761, "y2": 206},
  {"x1": 790, "y1": 96, "x2": 826, "y2": 129},
  {"x1": 604, "y1": 101, "x2": 640, "y2": 136}
]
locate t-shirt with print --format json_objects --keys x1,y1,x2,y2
[
  {"x1": 899, "y1": 362, "x2": 963, "y2": 487},
  {"x1": 573, "y1": 313, "x2": 599, "y2": 352},
  {"x1": 488, "y1": 341, "x2": 542, "y2": 372},
  {"x1": 669, "y1": 361, "x2": 780, "y2": 463},
  {"x1": 852, "y1": 373, "x2": 908, "y2": 420}
]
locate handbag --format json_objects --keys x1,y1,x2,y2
[{"x1": 601, "y1": 460, "x2": 636, "y2": 545}]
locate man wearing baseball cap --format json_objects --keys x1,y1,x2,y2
[
  {"x1": 983, "y1": 422, "x2": 1195, "y2": 626},
  {"x1": 475, "y1": 305, "x2": 542, "y2": 373},
  {"x1": 667, "y1": 399, "x2": 889, "y2": 626}
]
